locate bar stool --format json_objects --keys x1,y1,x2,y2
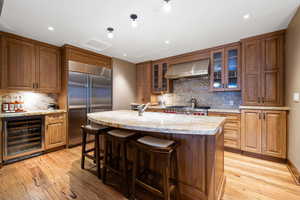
[
  {"x1": 102, "y1": 129, "x2": 137, "y2": 197},
  {"x1": 81, "y1": 124, "x2": 111, "y2": 178},
  {"x1": 131, "y1": 136, "x2": 180, "y2": 200}
]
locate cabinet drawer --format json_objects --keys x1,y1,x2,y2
[
  {"x1": 46, "y1": 113, "x2": 65, "y2": 124},
  {"x1": 224, "y1": 121, "x2": 240, "y2": 129},
  {"x1": 224, "y1": 129, "x2": 240, "y2": 140},
  {"x1": 208, "y1": 112, "x2": 240, "y2": 122},
  {"x1": 224, "y1": 139, "x2": 240, "y2": 149}
]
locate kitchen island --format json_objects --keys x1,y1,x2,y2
[{"x1": 88, "y1": 110, "x2": 226, "y2": 200}]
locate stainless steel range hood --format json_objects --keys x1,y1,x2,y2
[{"x1": 165, "y1": 59, "x2": 210, "y2": 79}]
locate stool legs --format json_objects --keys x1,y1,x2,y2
[
  {"x1": 121, "y1": 143, "x2": 130, "y2": 197},
  {"x1": 95, "y1": 134, "x2": 101, "y2": 178},
  {"x1": 162, "y1": 155, "x2": 171, "y2": 200},
  {"x1": 131, "y1": 147, "x2": 138, "y2": 200},
  {"x1": 102, "y1": 137, "x2": 109, "y2": 184},
  {"x1": 81, "y1": 131, "x2": 87, "y2": 169}
]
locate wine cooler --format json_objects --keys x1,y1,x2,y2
[{"x1": 3, "y1": 116, "x2": 44, "y2": 161}]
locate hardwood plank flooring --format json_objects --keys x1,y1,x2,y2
[{"x1": 0, "y1": 147, "x2": 299, "y2": 200}]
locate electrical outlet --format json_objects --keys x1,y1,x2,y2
[{"x1": 293, "y1": 93, "x2": 300, "y2": 102}]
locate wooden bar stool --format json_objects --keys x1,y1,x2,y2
[
  {"x1": 131, "y1": 136, "x2": 180, "y2": 200},
  {"x1": 81, "y1": 125, "x2": 111, "y2": 178},
  {"x1": 102, "y1": 129, "x2": 137, "y2": 197}
]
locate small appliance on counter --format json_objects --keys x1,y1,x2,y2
[{"x1": 47, "y1": 103, "x2": 59, "y2": 110}]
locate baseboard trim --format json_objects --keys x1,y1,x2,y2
[{"x1": 287, "y1": 159, "x2": 300, "y2": 185}]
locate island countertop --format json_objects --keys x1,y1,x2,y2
[{"x1": 87, "y1": 110, "x2": 226, "y2": 135}]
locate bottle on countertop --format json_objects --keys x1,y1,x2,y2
[
  {"x1": 18, "y1": 96, "x2": 24, "y2": 112},
  {"x1": 1, "y1": 95, "x2": 9, "y2": 113},
  {"x1": 8, "y1": 96, "x2": 15, "y2": 113}
]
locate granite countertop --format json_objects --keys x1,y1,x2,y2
[
  {"x1": 239, "y1": 106, "x2": 290, "y2": 111},
  {"x1": 0, "y1": 109, "x2": 67, "y2": 118},
  {"x1": 87, "y1": 110, "x2": 226, "y2": 135}
]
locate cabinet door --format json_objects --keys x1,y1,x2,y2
[
  {"x1": 45, "y1": 121, "x2": 66, "y2": 150},
  {"x1": 261, "y1": 111, "x2": 286, "y2": 158},
  {"x1": 224, "y1": 46, "x2": 240, "y2": 91},
  {"x1": 242, "y1": 40, "x2": 261, "y2": 105},
  {"x1": 210, "y1": 49, "x2": 225, "y2": 91},
  {"x1": 36, "y1": 46, "x2": 61, "y2": 93},
  {"x1": 261, "y1": 35, "x2": 284, "y2": 106},
  {"x1": 152, "y1": 63, "x2": 160, "y2": 94},
  {"x1": 241, "y1": 110, "x2": 262, "y2": 153},
  {"x1": 161, "y1": 63, "x2": 168, "y2": 92},
  {"x1": 2, "y1": 37, "x2": 36, "y2": 90},
  {"x1": 136, "y1": 62, "x2": 151, "y2": 103}
]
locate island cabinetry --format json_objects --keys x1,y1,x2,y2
[
  {"x1": 208, "y1": 112, "x2": 241, "y2": 149},
  {"x1": 241, "y1": 109, "x2": 287, "y2": 158},
  {"x1": 242, "y1": 30, "x2": 284, "y2": 106},
  {"x1": 45, "y1": 113, "x2": 66, "y2": 150},
  {"x1": 210, "y1": 43, "x2": 241, "y2": 91},
  {"x1": 152, "y1": 60, "x2": 172, "y2": 94},
  {"x1": 136, "y1": 61, "x2": 152, "y2": 103},
  {"x1": 1, "y1": 32, "x2": 61, "y2": 93}
]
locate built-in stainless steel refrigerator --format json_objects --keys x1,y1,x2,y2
[{"x1": 68, "y1": 61, "x2": 112, "y2": 147}]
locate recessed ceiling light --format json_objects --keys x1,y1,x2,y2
[
  {"x1": 163, "y1": 0, "x2": 172, "y2": 13},
  {"x1": 107, "y1": 27, "x2": 114, "y2": 39},
  {"x1": 243, "y1": 14, "x2": 250, "y2": 20},
  {"x1": 123, "y1": 53, "x2": 127, "y2": 57},
  {"x1": 165, "y1": 40, "x2": 170, "y2": 44},
  {"x1": 130, "y1": 14, "x2": 138, "y2": 28},
  {"x1": 48, "y1": 26, "x2": 54, "y2": 31}
]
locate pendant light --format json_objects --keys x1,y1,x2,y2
[
  {"x1": 163, "y1": 0, "x2": 172, "y2": 13},
  {"x1": 107, "y1": 27, "x2": 114, "y2": 39},
  {"x1": 130, "y1": 14, "x2": 138, "y2": 28}
]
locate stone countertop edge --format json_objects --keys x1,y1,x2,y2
[
  {"x1": 239, "y1": 106, "x2": 290, "y2": 111},
  {"x1": 87, "y1": 111, "x2": 226, "y2": 136},
  {"x1": 0, "y1": 109, "x2": 67, "y2": 118},
  {"x1": 149, "y1": 106, "x2": 241, "y2": 114}
]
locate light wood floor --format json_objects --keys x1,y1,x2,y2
[{"x1": 0, "y1": 146, "x2": 299, "y2": 200}]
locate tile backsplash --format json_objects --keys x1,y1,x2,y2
[
  {"x1": 0, "y1": 91, "x2": 58, "y2": 111},
  {"x1": 158, "y1": 77, "x2": 242, "y2": 109}
]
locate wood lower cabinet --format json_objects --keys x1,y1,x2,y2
[
  {"x1": 208, "y1": 112, "x2": 241, "y2": 149},
  {"x1": 242, "y1": 30, "x2": 284, "y2": 106},
  {"x1": 1, "y1": 32, "x2": 61, "y2": 92},
  {"x1": 136, "y1": 61, "x2": 152, "y2": 103},
  {"x1": 45, "y1": 113, "x2": 66, "y2": 150},
  {"x1": 241, "y1": 109, "x2": 287, "y2": 158}
]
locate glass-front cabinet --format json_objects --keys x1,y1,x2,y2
[
  {"x1": 210, "y1": 44, "x2": 240, "y2": 91},
  {"x1": 152, "y1": 61, "x2": 171, "y2": 94}
]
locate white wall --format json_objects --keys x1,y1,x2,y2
[
  {"x1": 112, "y1": 58, "x2": 136, "y2": 110},
  {"x1": 286, "y1": 7, "x2": 300, "y2": 170}
]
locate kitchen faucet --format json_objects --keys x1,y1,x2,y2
[
  {"x1": 138, "y1": 103, "x2": 150, "y2": 116},
  {"x1": 190, "y1": 98, "x2": 197, "y2": 109}
]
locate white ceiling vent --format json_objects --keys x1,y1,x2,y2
[{"x1": 84, "y1": 39, "x2": 111, "y2": 52}]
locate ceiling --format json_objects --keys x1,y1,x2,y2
[{"x1": 0, "y1": 0, "x2": 299, "y2": 63}]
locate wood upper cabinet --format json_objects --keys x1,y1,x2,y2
[
  {"x1": 210, "y1": 44, "x2": 241, "y2": 91},
  {"x1": 136, "y1": 62, "x2": 152, "y2": 103},
  {"x1": 36, "y1": 46, "x2": 61, "y2": 92},
  {"x1": 241, "y1": 109, "x2": 287, "y2": 158},
  {"x1": 1, "y1": 33, "x2": 61, "y2": 93},
  {"x1": 242, "y1": 31, "x2": 284, "y2": 106},
  {"x1": 45, "y1": 113, "x2": 66, "y2": 150},
  {"x1": 152, "y1": 60, "x2": 172, "y2": 94},
  {"x1": 2, "y1": 37, "x2": 36, "y2": 90}
]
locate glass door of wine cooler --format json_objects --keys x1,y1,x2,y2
[{"x1": 4, "y1": 116, "x2": 44, "y2": 160}]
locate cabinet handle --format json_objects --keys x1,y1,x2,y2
[
  {"x1": 259, "y1": 113, "x2": 261, "y2": 119},
  {"x1": 257, "y1": 97, "x2": 261, "y2": 103},
  {"x1": 262, "y1": 97, "x2": 265, "y2": 103},
  {"x1": 33, "y1": 83, "x2": 35, "y2": 88},
  {"x1": 263, "y1": 113, "x2": 266, "y2": 120}
]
